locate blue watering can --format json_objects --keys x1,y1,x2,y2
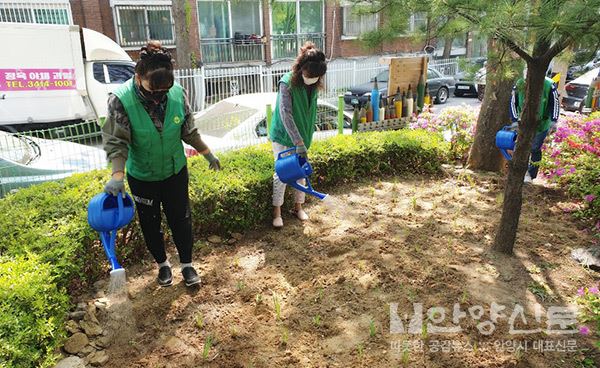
[
  {"x1": 87, "y1": 192, "x2": 135, "y2": 275},
  {"x1": 275, "y1": 147, "x2": 328, "y2": 200},
  {"x1": 495, "y1": 125, "x2": 518, "y2": 161}
]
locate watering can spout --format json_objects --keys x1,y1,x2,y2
[
  {"x1": 289, "y1": 181, "x2": 328, "y2": 201},
  {"x1": 275, "y1": 147, "x2": 329, "y2": 201}
]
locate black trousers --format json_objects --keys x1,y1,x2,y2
[{"x1": 127, "y1": 166, "x2": 193, "y2": 264}]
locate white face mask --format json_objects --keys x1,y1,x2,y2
[{"x1": 303, "y1": 75, "x2": 319, "y2": 85}]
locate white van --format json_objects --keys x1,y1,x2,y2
[{"x1": 0, "y1": 23, "x2": 135, "y2": 131}]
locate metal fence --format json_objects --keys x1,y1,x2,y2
[
  {"x1": 175, "y1": 57, "x2": 470, "y2": 112},
  {"x1": 0, "y1": 56, "x2": 469, "y2": 196},
  {"x1": 0, "y1": 121, "x2": 106, "y2": 196}
]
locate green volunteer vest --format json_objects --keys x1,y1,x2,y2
[
  {"x1": 516, "y1": 77, "x2": 554, "y2": 133},
  {"x1": 270, "y1": 72, "x2": 318, "y2": 149},
  {"x1": 113, "y1": 79, "x2": 187, "y2": 181}
]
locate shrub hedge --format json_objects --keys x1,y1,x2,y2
[
  {"x1": 0, "y1": 129, "x2": 447, "y2": 367},
  {"x1": 0, "y1": 256, "x2": 69, "y2": 368}
]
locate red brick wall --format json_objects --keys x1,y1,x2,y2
[
  {"x1": 99, "y1": 0, "x2": 115, "y2": 41},
  {"x1": 324, "y1": 2, "x2": 423, "y2": 59}
]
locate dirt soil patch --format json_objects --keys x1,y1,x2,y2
[{"x1": 84, "y1": 167, "x2": 599, "y2": 367}]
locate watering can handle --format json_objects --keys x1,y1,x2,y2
[
  {"x1": 277, "y1": 147, "x2": 297, "y2": 160},
  {"x1": 117, "y1": 194, "x2": 125, "y2": 229}
]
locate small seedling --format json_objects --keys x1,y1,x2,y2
[
  {"x1": 202, "y1": 335, "x2": 213, "y2": 360},
  {"x1": 421, "y1": 323, "x2": 428, "y2": 339},
  {"x1": 357, "y1": 343, "x2": 364, "y2": 358},
  {"x1": 273, "y1": 294, "x2": 282, "y2": 320},
  {"x1": 313, "y1": 314, "x2": 322, "y2": 327},
  {"x1": 411, "y1": 196, "x2": 418, "y2": 210},
  {"x1": 460, "y1": 290, "x2": 469, "y2": 304},
  {"x1": 236, "y1": 280, "x2": 245, "y2": 291},
  {"x1": 195, "y1": 312, "x2": 204, "y2": 330},
  {"x1": 528, "y1": 281, "x2": 554, "y2": 301},
  {"x1": 280, "y1": 328, "x2": 289, "y2": 346},
  {"x1": 401, "y1": 347, "x2": 410, "y2": 366},
  {"x1": 255, "y1": 293, "x2": 263, "y2": 304},
  {"x1": 369, "y1": 319, "x2": 376, "y2": 337},
  {"x1": 315, "y1": 287, "x2": 323, "y2": 303},
  {"x1": 370, "y1": 187, "x2": 376, "y2": 197},
  {"x1": 527, "y1": 265, "x2": 541, "y2": 274}
]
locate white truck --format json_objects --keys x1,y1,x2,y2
[{"x1": 0, "y1": 23, "x2": 135, "y2": 131}]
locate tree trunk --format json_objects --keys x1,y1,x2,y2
[
  {"x1": 172, "y1": 0, "x2": 192, "y2": 69},
  {"x1": 443, "y1": 37, "x2": 453, "y2": 59},
  {"x1": 467, "y1": 40, "x2": 516, "y2": 172},
  {"x1": 465, "y1": 31, "x2": 473, "y2": 58},
  {"x1": 492, "y1": 60, "x2": 549, "y2": 254}
]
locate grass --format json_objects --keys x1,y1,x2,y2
[
  {"x1": 313, "y1": 315, "x2": 322, "y2": 327},
  {"x1": 527, "y1": 281, "x2": 554, "y2": 302},
  {"x1": 273, "y1": 294, "x2": 282, "y2": 321},
  {"x1": 369, "y1": 319, "x2": 377, "y2": 338},
  {"x1": 195, "y1": 312, "x2": 204, "y2": 330},
  {"x1": 280, "y1": 328, "x2": 289, "y2": 346},
  {"x1": 202, "y1": 335, "x2": 214, "y2": 360}
]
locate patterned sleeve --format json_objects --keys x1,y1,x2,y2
[
  {"x1": 102, "y1": 94, "x2": 131, "y2": 172},
  {"x1": 548, "y1": 83, "x2": 560, "y2": 122}
]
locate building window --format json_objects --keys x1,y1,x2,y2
[
  {"x1": 271, "y1": 0, "x2": 323, "y2": 35},
  {"x1": 0, "y1": 3, "x2": 71, "y2": 24},
  {"x1": 197, "y1": 0, "x2": 263, "y2": 63},
  {"x1": 271, "y1": 0, "x2": 324, "y2": 59},
  {"x1": 115, "y1": 5, "x2": 174, "y2": 47},
  {"x1": 409, "y1": 12, "x2": 427, "y2": 33},
  {"x1": 342, "y1": 5, "x2": 378, "y2": 37},
  {"x1": 197, "y1": 0, "x2": 261, "y2": 40}
]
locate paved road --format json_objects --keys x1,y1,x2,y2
[{"x1": 433, "y1": 95, "x2": 481, "y2": 115}]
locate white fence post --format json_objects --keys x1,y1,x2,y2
[
  {"x1": 200, "y1": 66, "x2": 206, "y2": 111},
  {"x1": 259, "y1": 65, "x2": 265, "y2": 93}
]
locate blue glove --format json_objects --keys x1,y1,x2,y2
[
  {"x1": 104, "y1": 177, "x2": 125, "y2": 197},
  {"x1": 203, "y1": 152, "x2": 221, "y2": 171}
]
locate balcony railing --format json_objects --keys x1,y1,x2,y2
[
  {"x1": 271, "y1": 33, "x2": 325, "y2": 60},
  {"x1": 201, "y1": 38, "x2": 265, "y2": 64},
  {"x1": 0, "y1": 0, "x2": 73, "y2": 24}
]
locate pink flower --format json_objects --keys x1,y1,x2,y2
[
  {"x1": 577, "y1": 287, "x2": 586, "y2": 296},
  {"x1": 569, "y1": 167, "x2": 576, "y2": 174},
  {"x1": 590, "y1": 286, "x2": 599, "y2": 294},
  {"x1": 584, "y1": 194, "x2": 597, "y2": 202},
  {"x1": 579, "y1": 326, "x2": 590, "y2": 335}
]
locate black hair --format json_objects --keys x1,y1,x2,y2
[{"x1": 134, "y1": 40, "x2": 174, "y2": 90}]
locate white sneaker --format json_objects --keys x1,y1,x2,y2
[
  {"x1": 273, "y1": 217, "x2": 283, "y2": 228},
  {"x1": 293, "y1": 209, "x2": 309, "y2": 221},
  {"x1": 524, "y1": 172, "x2": 533, "y2": 184}
]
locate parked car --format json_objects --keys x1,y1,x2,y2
[
  {"x1": 453, "y1": 58, "x2": 487, "y2": 97},
  {"x1": 186, "y1": 93, "x2": 352, "y2": 154},
  {"x1": 562, "y1": 67, "x2": 600, "y2": 112},
  {"x1": 343, "y1": 68, "x2": 456, "y2": 109},
  {"x1": 0, "y1": 131, "x2": 107, "y2": 196}
]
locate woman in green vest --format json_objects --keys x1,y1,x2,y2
[
  {"x1": 102, "y1": 41, "x2": 220, "y2": 287},
  {"x1": 270, "y1": 42, "x2": 327, "y2": 228}
]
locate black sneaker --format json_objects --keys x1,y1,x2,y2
[
  {"x1": 157, "y1": 266, "x2": 173, "y2": 287},
  {"x1": 182, "y1": 266, "x2": 201, "y2": 287}
]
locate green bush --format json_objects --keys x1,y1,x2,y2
[
  {"x1": 0, "y1": 130, "x2": 448, "y2": 290},
  {"x1": 0, "y1": 256, "x2": 69, "y2": 368},
  {"x1": 0, "y1": 130, "x2": 447, "y2": 367}
]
